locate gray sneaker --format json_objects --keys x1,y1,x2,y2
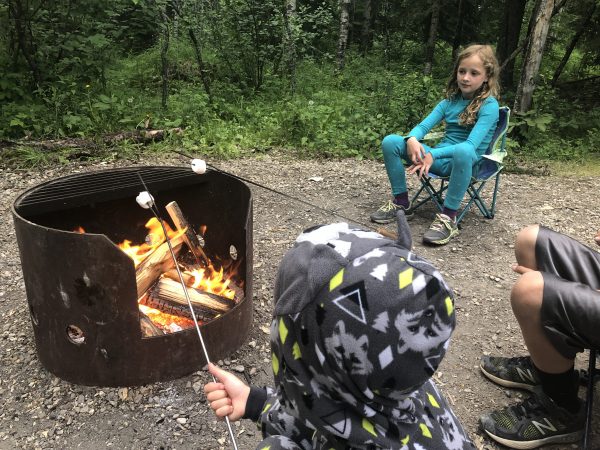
[
  {"x1": 422, "y1": 213, "x2": 458, "y2": 245},
  {"x1": 370, "y1": 200, "x2": 413, "y2": 224},
  {"x1": 479, "y1": 387, "x2": 584, "y2": 449},
  {"x1": 480, "y1": 355, "x2": 541, "y2": 391}
]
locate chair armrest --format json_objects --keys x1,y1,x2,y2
[
  {"x1": 423, "y1": 131, "x2": 444, "y2": 144},
  {"x1": 482, "y1": 152, "x2": 506, "y2": 164}
]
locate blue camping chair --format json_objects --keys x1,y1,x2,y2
[{"x1": 408, "y1": 106, "x2": 511, "y2": 225}]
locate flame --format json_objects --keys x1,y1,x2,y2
[
  {"x1": 118, "y1": 218, "x2": 186, "y2": 267},
  {"x1": 73, "y1": 221, "x2": 239, "y2": 334},
  {"x1": 185, "y1": 264, "x2": 235, "y2": 300}
]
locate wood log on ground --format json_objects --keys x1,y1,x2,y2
[
  {"x1": 152, "y1": 277, "x2": 236, "y2": 313},
  {"x1": 104, "y1": 128, "x2": 183, "y2": 145},
  {"x1": 165, "y1": 201, "x2": 209, "y2": 267},
  {"x1": 135, "y1": 234, "x2": 185, "y2": 298}
]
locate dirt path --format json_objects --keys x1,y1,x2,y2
[{"x1": 0, "y1": 153, "x2": 598, "y2": 449}]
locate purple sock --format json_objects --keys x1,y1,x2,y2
[
  {"x1": 442, "y1": 207, "x2": 457, "y2": 220},
  {"x1": 393, "y1": 192, "x2": 409, "y2": 208}
]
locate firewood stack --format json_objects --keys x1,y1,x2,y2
[{"x1": 134, "y1": 201, "x2": 241, "y2": 336}]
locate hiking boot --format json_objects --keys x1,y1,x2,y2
[
  {"x1": 422, "y1": 213, "x2": 458, "y2": 245},
  {"x1": 480, "y1": 355, "x2": 541, "y2": 392},
  {"x1": 479, "y1": 387, "x2": 584, "y2": 449},
  {"x1": 370, "y1": 200, "x2": 413, "y2": 224}
]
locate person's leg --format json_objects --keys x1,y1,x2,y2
[
  {"x1": 514, "y1": 224, "x2": 539, "y2": 270},
  {"x1": 441, "y1": 143, "x2": 478, "y2": 218},
  {"x1": 510, "y1": 271, "x2": 574, "y2": 374},
  {"x1": 371, "y1": 135, "x2": 415, "y2": 224},
  {"x1": 381, "y1": 135, "x2": 409, "y2": 200}
]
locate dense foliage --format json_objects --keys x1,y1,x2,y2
[{"x1": 1, "y1": 0, "x2": 599, "y2": 166}]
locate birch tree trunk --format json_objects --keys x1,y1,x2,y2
[
  {"x1": 513, "y1": 0, "x2": 554, "y2": 114},
  {"x1": 497, "y1": 0, "x2": 527, "y2": 90},
  {"x1": 284, "y1": 0, "x2": 297, "y2": 92},
  {"x1": 423, "y1": 0, "x2": 441, "y2": 76},
  {"x1": 160, "y1": 8, "x2": 171, "y2": 110},
  {"x1": 337, "y1": 0, "x2": 351, "y2": 71}
]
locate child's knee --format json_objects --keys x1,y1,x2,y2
[
  {"x1": 382, "y1": 134, "x2": 406, "y2": 158},
  {"x1": 451, "y1": 143, "x2": 477, "y2": 167},
  {"x1": 510, "y1": 271, "x2": 544, "y2": 317},
  {"x1": 515, "y1": 225, "x2": 539, "y2": 253}
]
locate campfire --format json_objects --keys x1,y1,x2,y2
[
  {"x1": 13, "y1": 166, "x2": 253, "y2": 386},
  {"x1": 76, "y1": 201, "x2": 243, "y2": 336}
]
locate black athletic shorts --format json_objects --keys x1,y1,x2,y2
[{"x1": 537, "y1": 226, "x2": 600, "y2": 359}]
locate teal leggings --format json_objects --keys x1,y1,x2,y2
[{"x1": 381, "y1": 134, "x2": 479, "y2": 211}]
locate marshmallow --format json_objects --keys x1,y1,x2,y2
[
  {"x1": 136, "y1": 191, "x2": 155, "y2": 209},
  {"x1": 191, "y1": 159, "x2": 207, "y2": 174}
]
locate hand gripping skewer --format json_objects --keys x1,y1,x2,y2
[{"x1": 136, "y1": 174, "x2": 239, "y2": 450}]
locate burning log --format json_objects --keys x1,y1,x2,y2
[
  {"x1": 141, "y1": 294, "x2": 217, "y2": 322},
  {"x1": 152, "y1": 278, "x2": 235, "y2": 313},
  {"x1": 165, "y1": 201, "x2": 209, "y2": 267},
  {"x1": 163, "y1": 269, "x2": 194, "y2": 286},
  {"x1": 135, "y1": 234, "x2": 185, "y2": 298},
  {"x1": 139, "y1": 309, "x2": 165, "y2": 337}
]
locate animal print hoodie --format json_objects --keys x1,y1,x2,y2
[{"x1": 248, "y1": 214, "x2": 474, "y2": 450}]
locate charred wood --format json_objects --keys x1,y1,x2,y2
[{"x1": 165, "y1": 201, "x2": 209, "y2": 267}]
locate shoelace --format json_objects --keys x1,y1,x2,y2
[
  {"x1": 504, "y1": 356, "x2": 534, "y2": 373},
  {"x1": 429, "y1": 214, "x2": 450, "y2": 232},
  {"x1": 513, "y1": 396, "x2": 544, "y2": 420},
  {"x1": 378, "y1": 201, "x2": 397, "y2": 212}
]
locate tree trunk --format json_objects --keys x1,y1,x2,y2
[
  {"x1": 497, "y1": 0, "x2": 527, "y2": 90},
  {"x1": 284, "y1": 0, "x2": 297, "y2": 92},
  {"x1": 188, "y1": 28, "x2": 213, "y2": 104},
  {"x1": 514, "y1": 0, "x2": 554, "y2": 113},
  {"x1": 423, "y1": 0, "x2": 441, "y2": 75},
  {"x1": 337, "y1": 0, "x2": 352, "y2": 71},
  {"x1": 8, "y1": 0, "x2": 42, "y2": 86},
  {"x1": 551, "y1": 1, "x2": 597, "y2": 86},
  {"x1": 451, "y1": 0, "x2": 465, "y2": 62},
  {"x1": 160, "y1": 11, "x2": 170, "y2": 110},
  {"x1": 361, "y1": 0, "x2": 373, "y2": 54}
]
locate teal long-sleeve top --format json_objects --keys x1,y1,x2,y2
[{"x1": 407, "y1": 96, "x2": 499, "y2": 160}]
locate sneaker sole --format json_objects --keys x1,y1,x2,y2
[
  {"x1": 422, "y1": 228, "x2": 459, "y2": 245},
  {"x1": 483, "y1": 428, "x2": 583, "y2": 449},
  {"x1": 480, "y1": 363, "x2": 537, "y2": 392},
  {"x1": 370, "y1": 213, "x2": 415, "y2": 224},
  {"x1": 370, "y1": 217, "x2": 396, "y2": 224}
]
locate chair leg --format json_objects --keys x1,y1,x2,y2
[{"x1": 583, "y1": 349, "x2": 597, "y2": 450}]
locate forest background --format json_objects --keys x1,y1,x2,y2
[{"x1": 1, "y1": 0, "x2": 599, "y2": 171}]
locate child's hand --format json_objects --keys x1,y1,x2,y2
[
  {"x1": 406, "y1": 137, "x2": 425, "y2": 165},
  {"x1": 204, "y1": 363, "x2": 250, "y2": 421},
  {"x1": 511, "y1": 263, "x2": 534, "y2": 275},
  {"x1": 407, "y1": 153, "x2": 434, "y2": 179},
  {"x1": 594, "y1": 229, "x2": 600, "y2": 247}
]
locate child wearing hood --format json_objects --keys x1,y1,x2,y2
[{"x1": 204, "y1": 214, "x2": 474, "y2": 449}]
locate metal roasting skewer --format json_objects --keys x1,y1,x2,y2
[
  {"x1": 171, "y1": 149, "x2": 379, "y2": 231},
  {"x1": 136, "y1": 173, "x2": 239, "y2": 450}
]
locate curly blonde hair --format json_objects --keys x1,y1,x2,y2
[{"x1": 445, "y1": 44, "x2": 500, "y2": 126}]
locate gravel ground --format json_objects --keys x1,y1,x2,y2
[{"x1": 0, "y1": 152, "x2": 598, "y2": 449}]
